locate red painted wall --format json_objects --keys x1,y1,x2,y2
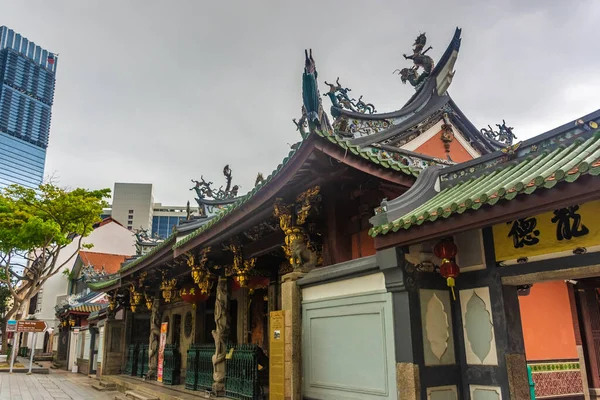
[
  {"x1": 414, "y1": 130, "x2": 474, "y2": 163},
  {"x1": 351, "y1": 229, "x2": 376, "y2": 259},
  {"x1": 518, "y1": 281, "x2": 578, "y2": 360}
]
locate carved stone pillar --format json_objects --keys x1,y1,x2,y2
[
  {"x1": 212, "y1": 276, "x2": 230, "y2": 395},
  {"x1": 281, "y1": 272, "x2": 304, "y2": 400},
  {"x1": 237, "y1": 287, "x2": 249, "y2": 344},
  {"x1": 146, "y1": 298, "x2": 162, "y2": 380}
]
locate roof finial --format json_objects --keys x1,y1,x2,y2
[
  {"x1": 395, "y1": 32, "x2": 434, "y2": 88},
  {"x1": 299, "y1": 49, "x2": 332, "y2": 137}
]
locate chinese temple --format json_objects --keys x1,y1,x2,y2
[{"x1": 82, "y1": 27, "x2": 600, "y2": 400}]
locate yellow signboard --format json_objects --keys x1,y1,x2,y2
[
  {"x1": 269, "y1": 311, "x2": 285, "y2": 400},
  {"x1": 493, "y1": 200, "x2": 600, "y2": 261}
]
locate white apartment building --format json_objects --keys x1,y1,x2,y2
[
  {"x1": 22, "y1": 218, "x2": 136, "y2": 353},
  {"x1": 102, "y1": 183, "x2": 196, "y2": 238},
  {"x1": 110, "y1": 183, "x2": 154, "y2": 232}
]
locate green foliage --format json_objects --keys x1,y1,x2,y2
[
  {"x1": 0, "y1": 183, "x2": 110, "y2": 334},
  {"x1": 0, "y1": 184, "x2": 110, "y2": 254}
]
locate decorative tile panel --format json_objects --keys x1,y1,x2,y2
[
  {"x1": 427, "y1": 385, "x2": 458, "y2": 400},
  {"x1": 529, "y1": 360, "x2": 584, "y2": 398},
  {"x1": 459, "y1": 287, "x2": 498, "y2": 365},
  {"x1": 420, "y1": 289, "x2": 455, "y2": 365},
  {"x1": 469, "y1": 385, "x2": 501, "y2": 400}
]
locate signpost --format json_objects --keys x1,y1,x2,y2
[
  {"x1": 7, "y1": 320, "x2": 16, "y2": 374},
  {"x1": 16, "y1": 321, "x2": 47, "y2": 333},
  {"x1": 8, "y1": 321, "x2": 48, "y2": 374}
]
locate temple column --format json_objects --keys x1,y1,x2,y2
[
  {"x1": 236, "y1": 287, "x2": 249, "y2": 344},
  {"x1": 577, "y1": 287, "x2": 600, "y2": 395},
  {"x1": 568, "y1": 284, "x2": 591, "y2": 400},
  {"x1": 281, "y1": 272, "x2": 304, "y2": 400},
  {"x1": 501, "y1": 285, "x2": 530, "y2": 399},
  {"x1": 212, "y1": 276, "x2": 229, "y2": 395},
  {"x1": 376, "y1": 247, "x2": 421, "y2": 400},
  {"x1": 146, "y1": 298, "x2": 162, "y2": 380}
]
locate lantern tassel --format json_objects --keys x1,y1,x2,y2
[{"x1": 447, "y1": 277, "x2": 456, "y2": 301}]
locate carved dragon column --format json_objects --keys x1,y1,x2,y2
[
  {"x1": 146, "y1": 297, "x2": 162, "y2": 380},
  {"x1": 212, "y1": 276, "x2": 229, "y2": 395}
]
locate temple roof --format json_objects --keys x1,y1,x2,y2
[
  {"x1": 323, "y1": 28, "x2": 505, "y2": 156},
  {"x1": 369, "y1": 110, "x2": 600, "y2": 237},
  {"x1": 79, "y1": 251, "x2": 128, "y2": 274}
]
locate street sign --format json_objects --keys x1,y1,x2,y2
[
  {"x1": 16, "y1": 320, "x2": 47, "y2": 333},
  {"x1": 6, "y1": 320, "x2": 17, "y2": 332}
]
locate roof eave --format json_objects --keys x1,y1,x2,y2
[{"x1": 373, "y1": 174, "x2": 600, "y2": 250}]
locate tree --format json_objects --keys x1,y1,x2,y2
[{"x1": 0, "y1": 183, "x2": 109, "y2": 351}]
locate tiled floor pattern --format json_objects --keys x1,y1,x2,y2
[{"x1": 0, "y1": 370, "x2": 117, "y2": 400}]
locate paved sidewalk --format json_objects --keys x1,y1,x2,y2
[{"x1": 0, "y1": 369, "x2": 116, "y2": 400}]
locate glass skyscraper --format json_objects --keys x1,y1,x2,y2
[{"x1": 0, "y1": 26, "x2": 57, "y2": 188}]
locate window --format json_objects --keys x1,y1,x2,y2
[
  {"x1": 128, "y1": 215, "x2": 133, "y2": 220},
  {"x1": 28, "y1": 293, "x2": 38, "y2": 315},
  {"x1": 128, "y1": 210, "x2": 134, "y2": 214}
]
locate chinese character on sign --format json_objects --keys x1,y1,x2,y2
[
  {"x1": 507, "y1": 217, "x2": 540, "y2": 248},
  {"x1": 181, "y1": 288, "x2": 187, "y2": 296},
  {"x1": 551, "y1": 205, "x2": 589, "y2": 241},
  {"x1": 189, "y1": 288, "x2": 196, "y2": 295}
]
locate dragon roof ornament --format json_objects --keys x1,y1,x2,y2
[
  {"x1": 480, "y1": 120, "x2": 518, "y2": 146},
  {"x1": 323, "y1": 77, "x2": 376, "y2": 116},
  {"x1": 394, "y1": 32, "x2": 435, "y2": 89},
  {"x1": 190, "y1": 165, "x2": 241, "y2": 216}
]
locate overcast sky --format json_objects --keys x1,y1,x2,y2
[{"x1": 2, "y1": 0, "x2": 599, "y2": 205}]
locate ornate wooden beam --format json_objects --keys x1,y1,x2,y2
[{"x1": 242, "y1": 232, "x2": 285, "y2": 259}]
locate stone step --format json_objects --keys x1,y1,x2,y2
[
  {"x1": 114, "y1": 395, "x2": 129, "y2": 400},
  {"x1": 91, "y1": 382, "x2": 117, "y2": 391},
  {"x1": 124, "y1": 390, "x2": 159, "y2": 400}
]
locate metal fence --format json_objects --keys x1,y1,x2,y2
[
  {"x1": 137, "y1": 344, "x2": 149, "y2": 377},
  {"x1": 225, "y1": 344, "x2": 262, "y2": 400},
  {"x1": 124, "y1": 344, "x2": 138, "y2": 376},
  {"x1": 162, "y1": 344, "x2": 181, "y2": 385},
  {"x1": 185, "y1": 344, "x2": 215, "y2": 391}
]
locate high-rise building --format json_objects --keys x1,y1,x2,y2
[
  {"x1": 111, "y1": 183, "x2": 154, "y2": 232},
  {"x1": 101, "y1": 182, "x2": 196, "y2": 238},
  {"x1": 0, "y1": 26, "x2": 57, "y2": 188}
]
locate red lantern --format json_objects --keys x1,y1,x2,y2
[
  {"x1": 435, "y1": 239, "x2": 460, "y2": 300},
  {"x1": 439, "y1": 260, "x2": 459, "y2": 299},
  {"x1": 433, "y1": 240, "x2": 457, "y2": 262},
  {"x1": 247, "y1": 277, "x2": 269, "y2": 290},
  {"x1": 231, "y1": 276, "x2": 270, "y2": 291},
  {"x1": 180, "y1": 284, "x2": 209, "y2": 305}
]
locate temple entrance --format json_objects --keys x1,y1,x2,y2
[
  {"x1": 57, "y1": 329, "x2": 68, "y2": 361},
  {"x1": 505, "y1": 267, "x2": 600, "y2": 400},
  {"x1": 89, "y1": 327, "x2": 99, "y2": 375}
]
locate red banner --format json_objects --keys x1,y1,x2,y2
[{"x1": 157, "y1": 322, "x2": 168, "y2": 382}]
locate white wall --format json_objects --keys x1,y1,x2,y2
[
  {"x1": 27, "y1": 220, "x2": 136, "y2": 350},
  {"x1": 301, "y1": 274, "x2": 397, "y2": 400}
]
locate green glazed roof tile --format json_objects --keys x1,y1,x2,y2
[
  {"x1": 117, "y1": 131, "x2": 430, "y2": 274},
  {"x1": 88, "y1": 277, "x2": 119, "y2": 290},
  {"x1": 371, "y1": 130, "x2": 600, "y2": 237}
]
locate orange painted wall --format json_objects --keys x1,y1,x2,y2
[
  {"x1": 518, "y1": 280, "x2": 578, "y2": 360},
  {"x1": 414, "y1": 130, "x2": 475, "y2": 163}
]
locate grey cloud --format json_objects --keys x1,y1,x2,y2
[{"x1": 1, "y1": 0, "x2": 598, "y2": 204}]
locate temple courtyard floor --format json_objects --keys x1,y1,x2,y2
[{"x1": 0, "y1": 368, "x2": 117, "y2": 400}]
